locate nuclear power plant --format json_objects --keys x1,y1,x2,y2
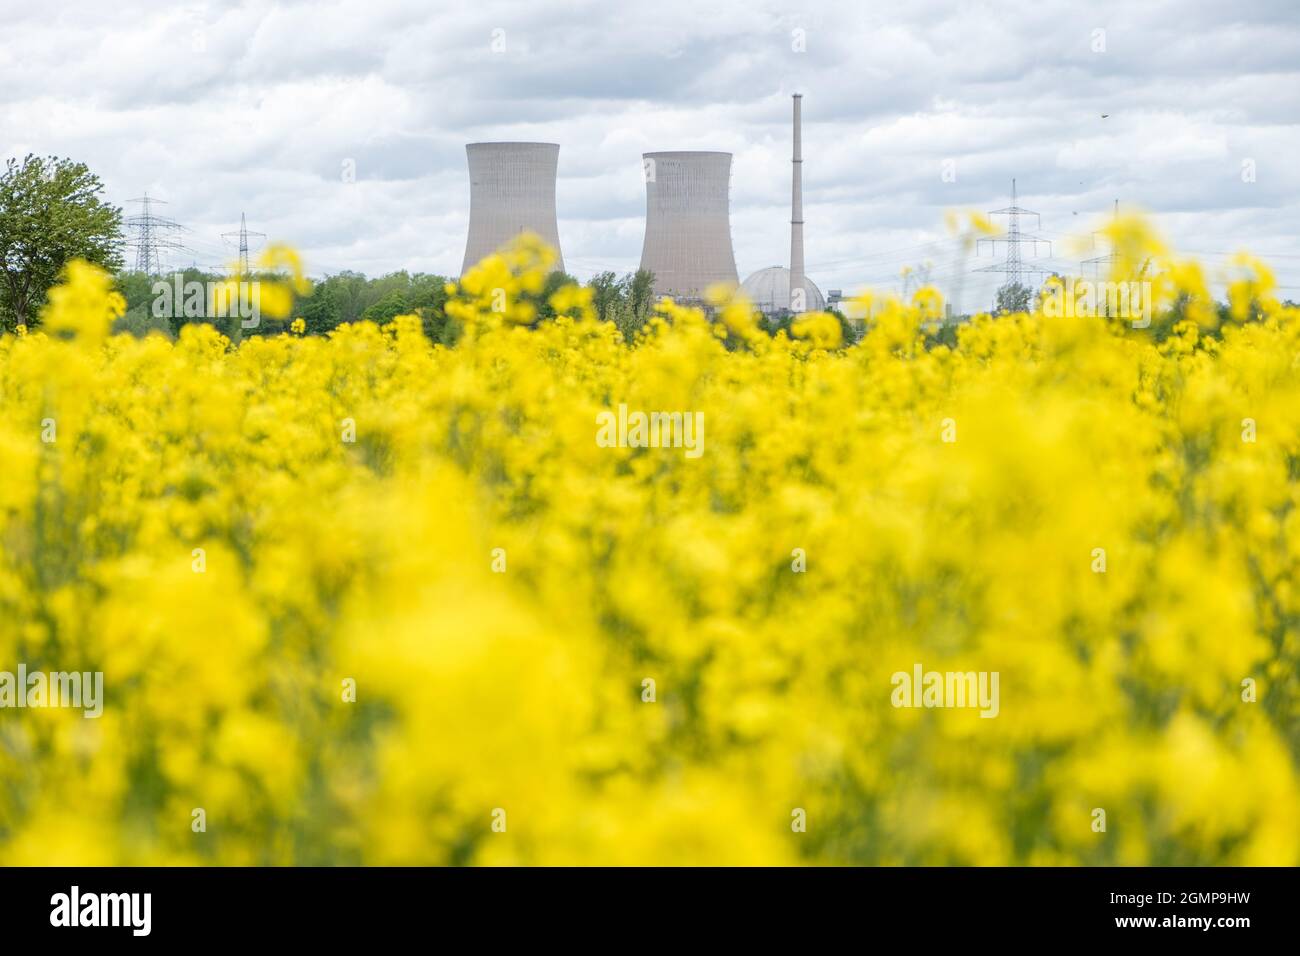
[
  {"x1": 461, "y1": 142, "x2": 565, "y2": 276},
  {"x1": 460, "y1": 97, "x2": 821, "y2": 312},
  {"x1": 637, "y1": 151, "x2": 739, "y2": 301},
  {"x1": 740, "y1": 94, "x2": 823, "y2": 315}
]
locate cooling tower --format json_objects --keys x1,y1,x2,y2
[
  {"x1": 638, "y1": 151, "x2": 739, "y2": 300},
  {"x1": 461, "y1": 142, "x2": 564, "y2": 276}
]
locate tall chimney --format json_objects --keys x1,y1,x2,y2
[{"x1": 789, "y1": 93, "x2": 805, "y2": 313}]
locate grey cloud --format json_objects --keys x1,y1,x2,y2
[{"x1": 1, "y1": 0, "x2": 1297, "y2": 310}]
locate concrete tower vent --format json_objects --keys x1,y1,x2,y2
[
  {"x1": 638, "y1": 150, "x2": 739, "y2": 301},
  {"x1": 461, "y1": 142, "x2": 564, "y2": 276}
]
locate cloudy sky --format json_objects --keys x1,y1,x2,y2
[{"x1": 3, "y1": 0, "x2": 1298, "y2": 310}]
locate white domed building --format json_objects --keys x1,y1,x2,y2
[{"x1": 740, "y1": 265, "x2": 826, "y2": 315}]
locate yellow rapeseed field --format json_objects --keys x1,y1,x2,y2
[{"x1": 0, "y1": 218, "x2": 1297, "y2": 865}]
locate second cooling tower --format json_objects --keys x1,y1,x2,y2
[
  {"x1": 461, "y1": 142, "x2": 564, "y2": 276},
  {"x1": 638, "y1": 151, "x2": 739, "y2": 300}
]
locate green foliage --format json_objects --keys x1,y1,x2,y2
[
  {"x1": 0, "y1": 155, "x2": 123, "y2": 331},
  {"x1": 925, "y1": 320, "x2": 962, "y2": 350},
  {"x1": 825, "y1": 306, "x2": 857, "y2": 346},
  {"x1": 112, "y1": 305, "x2": 174, "y2": 340},
  {"x1": 111, "y1": 267, "x2": 459, "y2": 345},
  {"x1": 757, "y1": 304, "x2": 859, "y2": 347},
  {"x1": 995, "y1": 281, "x2": 1032, "y2": 315},
  {"x1": 304, "y1": 270, "x2": 455, "y2": 343},
  {"x1": 361, "y1": 290, "x2": 411, "y2": 325},
  {"x1": 532, "y1": 269, "x2": 579, "y2": 323},
  {"x1": 585, "y1": 269, "x2": 657, "y2": 341},
  {"x1": 113, "y1": 271, "x2": 157, "y2": 313},
  {"x1": 587, "y1": 271, "x2": 622, "y2": 323},
  {"x1": 116, "y1": 267, "x2": 234, "y2": 339}
]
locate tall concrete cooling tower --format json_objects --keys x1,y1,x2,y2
[
  {"x1": 638, "y1": 151, "x2": 739, "y2": 300},
  {"x1": 461, "y1": 142, "x2": 564, "y2": 276}
]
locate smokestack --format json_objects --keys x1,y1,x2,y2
[
  {"x1": 789, "y1": 94, "x2": 805, "y2": 313},
  {"x1": 638, "y1": 151, "x2": 739, "y2": 300},
  {"x1": 461, "y1": 142, "x2": 565, "y2": 276}
]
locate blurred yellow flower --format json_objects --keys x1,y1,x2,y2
[{"x1": 0, "y1": 219, "x2": 1297, "y2": 866}]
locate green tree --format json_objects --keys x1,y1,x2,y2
[
  {"x1": 114, "y1": 266, "x2": 275, "y2": 341},
  {"x1": 588, "y1": 271, "x2": 623, "y2": 324},
  {"x1": 290, "y1": 270, "x2": 454, "y2": 342},
  {"x1": 0, "y1": 155, "x2": 123, "y2": 331},
  {"x1": 297, "y1": 280, "x2": 343, "y2": 335},
  {"x1": 627, "y1": 269, "x2": 655, "y2": 321},
  {"x1": 995, "y1": 281, "x2": 1032, "y2": 315},
  {"x1": 113, "y1": 305, "x2": 174, "y2": 340},
  {"x1": 408, "y1": 273, "x2": 453, "y2": 343},
  {"x1": 584, "y1": 268, "x2": 657, "y2": 341},
  {"x1": 533, "y1": 270, "x2": 579, "y2": 323},
  {"x1": 114, "y1": 271, "x2": 158, "y2": 315},
  {"x1": 325, "y1": 271, "x2": 373, "y2": 325},
  {"x1": 154, "y1": 266, "x2": 226, "y2": 338},
  {"x1": 361, "y1": 290, "x2": 410, "y2": 325}
]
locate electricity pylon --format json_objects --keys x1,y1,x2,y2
[
  {"x1": 221, "y1": 213, "x2": 266, "y2": 276},
  {"x1": 976, "y1": 179, "x2": 1053, "y2": 291},
  {"x1": 124, "y1": 194, "x2": 186, "y2": 275}
]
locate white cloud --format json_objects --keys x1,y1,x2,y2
[{"x1": 2, "y1": 0, "x2": 1298, "y2": 309}]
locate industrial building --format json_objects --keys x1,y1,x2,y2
[
  {"x1": 461, "y1": 142, "x2": 565, "y2": 276},
  {"x1": 637, "y1": 151, "x2": 739, "y2": 301},
  {"x1": 740, "y1": 265, "x2": 826, "y2": 313}
]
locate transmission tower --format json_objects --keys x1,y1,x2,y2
[
  {"x1": 1082, "y1": 199, "x2": 1120, "y2": 277},
  {"x1": 221, "y1": 213, "x2": 266, "y2": 276},
  {"x1": 124, "y1": 194, "x2": 186, "y2": 275},
  {"x1": 976, "y1": 179, "x2": 1052, "y2": 291}
]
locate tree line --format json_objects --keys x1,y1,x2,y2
[{"x1": 112, "y1": 264, "x2": 662, "y2": 344}]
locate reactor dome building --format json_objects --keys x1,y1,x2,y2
[
  {"x1": 461, "y1": 142, "x2": 565, "y2": 276},
  {"x1": 740, "y1": 266, "x2": 826, "y2": 313},
  {"x1": 638, "y1": 151, "x2": 739, "y2": 301}
]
